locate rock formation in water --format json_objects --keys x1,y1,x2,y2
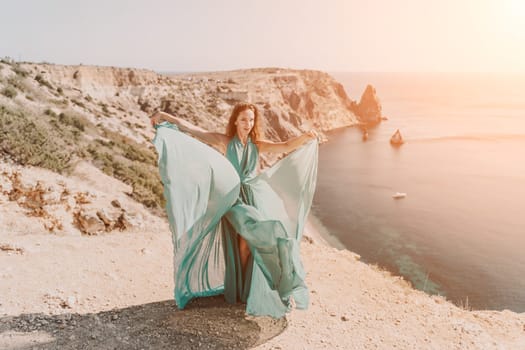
[
  {"x1": 390, "y1": 128, "x2": 404, "y2": 146},
  {"x1": 356, "y1": 84, "x2": 383, "y2": 125}
]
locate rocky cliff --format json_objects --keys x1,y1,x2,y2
[
  {"x1": 0, "y1": 60, "x2": 382, "y2": 210},
  {"x1": 1, "y1": 61, "x2": 378, "y2": 146}
]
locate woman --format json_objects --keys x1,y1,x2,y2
[{"x1": 150, "y1": 103, "x2": 318, "y2": 318}]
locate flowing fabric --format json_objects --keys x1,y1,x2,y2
[{"x1": 152, "y1": 122, "x2": 318, "y2": 318}]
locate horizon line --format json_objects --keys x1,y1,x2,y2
[{"x1": 3, "y1": 58, "x2": 525, "y2": 75}]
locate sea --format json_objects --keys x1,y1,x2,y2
[{"x1": 311, "y1": 72, "x2": 525, "y2": 312}]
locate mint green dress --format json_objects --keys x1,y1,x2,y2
[{"x1": 152, "y1": 122, "x2": 318, "y2": 318}]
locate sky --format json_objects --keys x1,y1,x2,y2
[{"x1": 1, "y1": 0, "x2": 525, "y2": 73}]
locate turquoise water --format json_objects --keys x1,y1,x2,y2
[{"x1": 312, "y1": 72, "x2": 525, "y2": 312}]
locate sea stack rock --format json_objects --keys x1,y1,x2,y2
[
  {"x1": 356, "y1": 84, "x2": 382, "y2": 125},
  {"x1": 390, "y1": 129, "x2": 404, "y2": 146}
]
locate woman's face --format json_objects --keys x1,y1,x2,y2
[{"x1": 235, "y1": 109, "x2": 255, "y2": 135}]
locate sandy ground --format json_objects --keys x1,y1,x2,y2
[{"x1": 1, "y1": 160, "x2": 524, "y2": 349}]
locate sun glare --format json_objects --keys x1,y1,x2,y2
[{"x1": 500, "y1": 0, "x2": 525, "y2": 35}]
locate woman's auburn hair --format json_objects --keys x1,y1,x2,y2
[{"x1": 225, "y1": 103, "x2": 262, "y2": 142}]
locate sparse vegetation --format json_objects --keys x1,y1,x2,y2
[
  {"x1": 0, "y1": 103, "x2": 163, "y2": 209},
  {"x1": 1, "y1": 86, "x2": 17, "y2": 98},
  {"x1": 71, "y1": 99, "x2": 86, "y2": 108},
  {"x1": 85, "y1": 130, "x2": 163, "y2": 208},
  {"x1": 13, "y1": 64, "x2": 29, "y2": 78},
  {"x1": 7, "y1": 76, "x2": 26, "y2": 92},
  {"x1": 1, "y1": 66, "x2": 260, "y2": 212},
  {"x1": 58, "y1": 112, "x2": 88, "y2": 131},
  {"x1": 49, "y1": 98, "x2": 68, "y2": 106},
  {"x1": 0, "y1": 106, "x2": 72, "y2": 172},
  {"x1": 44, "y1": 108, "x2": 57, "y2": 117},
  {"x1": 34, "y1": 74, "x2": 53, "y2": 89},
  {"x1": 100, "y1": 103, "x2": 110, "y2": 114},
  {"x1": 206, "y1": 105, "x2": 219, "y2": 115}
]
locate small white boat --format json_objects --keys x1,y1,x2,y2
[{"x1": 392, "y1": 192, "x2": 407, "y2": 199}]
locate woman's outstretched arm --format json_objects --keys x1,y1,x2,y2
[
  {"x1": 256, "y1": 130, "x2": 318, "y2": 154},
  {"x1": 150, "y1": 111, "x2": 228, "y2": 149}
]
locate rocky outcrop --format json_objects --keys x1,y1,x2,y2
[
  {"x1": 37, "y1": 64, "x2": 166, "y2": 99},
  {"x1": 390, "y1": 129, "x2": 404, "y2": 146},
  {"x1": 150, "y1": 68, "x2": 366, "y2": 141},
  {"x1": 1, "y1": 62, "x2": 372, "y2": 145},
  {"x1": 355, "y1": 84, "x2": 383, "y2": 125},
  {"x1": 0, "y1": 169, "x2": 134, "y2": 235},
  {"x1": 0, "y1": 60, "x2": 385, "y2": 211}
]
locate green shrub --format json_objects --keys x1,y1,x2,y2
[
  {"x1": 85, "y1": 139, "x2": 164, "y2": 208},
  {"x1": 44, "y1": 108, "x2": 57, "y2": 117},
  {"x1": 1, "y1": 86, "x2": 17, "y2": 98},
  {"x1": 71, "y1": 99, "x2": 86, "y2": 108},
  {"x1": 49, "y1": 98, "x2": 69, "y2": 106},
  {"x1": 34, "y1": 74, "x2": 53, "y2": 89},
  {"x1": 128, "y1": 163, "x2": 164, "y2": 208},
  {"x1": 0, "y1": 103, "x2": 164, "y2": 209},
  {"x1": 7, "y1": 76, "x2": 25, "y2": 91},
  {"x1": 97, "y1": 102, "x2": 112, "y2": 115},
  {"x1": 102, "y1": 128, "x2": 157, "y2": 166},
  {"x1": 0, "y1": 107, "x2": 72, "y2": 172},
  {"x1": 13, "y1": 64, "x2": 29, "y2": 78},
  {"x1": 58, "y1": 112, "x2": 87, "y2": 131},
  {"x1": 95, "y1": 138, "x2": 115, "y2": 148}
]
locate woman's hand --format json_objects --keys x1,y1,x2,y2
[{"x1": 149, "y1": 111, "x2": 163, "y2": 127}]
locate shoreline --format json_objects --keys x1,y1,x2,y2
[
  {"x1": 305, "y1": 212, "x2": 523, "y2": 315},
  {"x1": 310, "y1": 103, "x2": 525, "y2": 314},
  {"x1": 304, "y1": 214, "x2": 346, "y2": 250}
]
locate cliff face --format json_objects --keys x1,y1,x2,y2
[
  {"x1": 1, "y1": 62, "x2": 369, "y2": 145},
  {"x1": 170, "y1": 68, "x2": 363, "y2": 141},
  {"x1": 0, "y1": 60, "x2": 375, "y2": 210}
]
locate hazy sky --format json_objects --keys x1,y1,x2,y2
[{"x1": 1, "y1": 0, "x2": 524, "y2": 72}]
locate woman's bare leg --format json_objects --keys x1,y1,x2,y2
[{"x1": 238, "y1": 235, "x2": 250, "y2": 275}]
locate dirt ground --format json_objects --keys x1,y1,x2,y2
[
  {"x1": 1, "y1": 162, "x2": 524, "y2": 350},
  {"x1": 0, "y1": 296, "x2": 286, "y2": 350}
]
